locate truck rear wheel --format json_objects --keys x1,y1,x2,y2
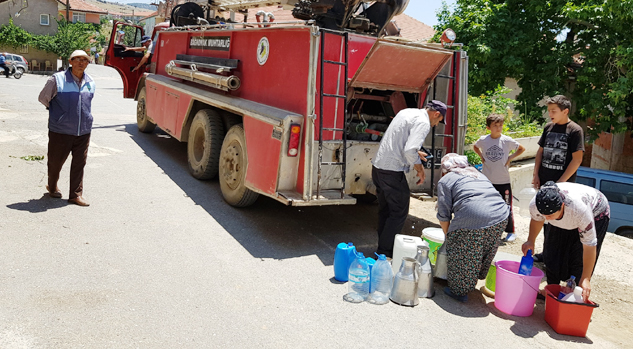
[
  {"x1": 187, "y1": 109, "x2": 224, "y2": 180},
  {"x1": 219, "y1": 124, "x2": 259, "y2": 207},
  {"x1": 220, "y1": 111, "x2": 242, "y2": 133},
  {"x1": 136, "y1": 87, "x2": 156, "y2": 133}
]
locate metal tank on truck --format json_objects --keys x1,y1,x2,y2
[{"x1": 105, "y1": 0, "x2": 469, "y2": 207}]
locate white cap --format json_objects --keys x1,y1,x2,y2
[{"x1": 69, "y1": 50, "x2": 90, "y2": 60}]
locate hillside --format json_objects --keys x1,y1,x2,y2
[
  {"x1": 128, "y1": 3, "x2": 156, "y2": 11},
  {"x1": 89, "y1": 0, "x2": 156, "y2": 15}
]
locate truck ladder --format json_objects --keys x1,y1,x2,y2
[
  {"x1": 316, "y1": 29, "x2": 349, "y2": 200},
  {"x1": 429, "y1": 52, "x2": 458, "y2": 196}
]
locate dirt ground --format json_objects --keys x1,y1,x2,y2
[{"x1": 401, "y1": 197, "x2": 633, "y2": 343}]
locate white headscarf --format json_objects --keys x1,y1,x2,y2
[{"x1": 440, "y1": 153, "x2": 484, "y2": 179}]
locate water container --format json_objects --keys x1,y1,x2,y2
[
  {"x1": 334, "y1": 242, "x2": 356, "y2": 282},
  {"x1": 562, "y1": 287, "x2": 584, "y2": 303},
  {"x1": 415, "y1": 245, "x2": 434, "y2": 298},
  {"x1": 368, "y1": 254, "x2": 393, "y2": 305},
  {"x1": 343, "y1": 252, "x2": 370, "y2": 303},
  {"x1": 517, "y1": 187, "x2": 537, "y2": 218},
  {"x1": 421, "y1": 227, "x2": 445, "y2": 265},
  {"x1": 518, "y1": 249, "x2": 534, "y2": 276},
  {"x1": 392, "y1": 234, "x2": 426, "y2": 275},
  {"x1": 495, "y1": 260, "x2": 545, "y2": 316},
  {"x1": 389, "y1": 257, "x2": 420, "y2": 307},
  {"x1": 365, "y1": 257, "x2": 376, "y2": 291},
  {"x1": 558, "y1": 276, "x2": 577, "y2": 300},
  {"x1": 434, "y1": 244, "x2": 448, "y2": 280}
]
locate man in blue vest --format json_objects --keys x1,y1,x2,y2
[{"x1": 38, "y1": 50, "x2": 96, "y2": 206}]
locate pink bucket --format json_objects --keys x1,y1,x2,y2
[{"x1": 494, "y1": 260, "x2": 544, "y2": 317}]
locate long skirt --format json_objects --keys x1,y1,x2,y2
[{"x1": 446, "y1": 219, "x2": 507, "y2": 297}]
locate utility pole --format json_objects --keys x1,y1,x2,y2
[{"x1": 66, "y1": 0, "x2": 70, "y2": 22}]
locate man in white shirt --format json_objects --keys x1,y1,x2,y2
[{"x1": 372, "y1": 100, "x2": 446, "y2": 257}]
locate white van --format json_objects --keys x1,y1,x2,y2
[{"x1": 576, "y1": 167, "x2": 633, "y2": 238}]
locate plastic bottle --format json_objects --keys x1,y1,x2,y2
[
  {"x1": 368, "y1": 254, "x2": 393, "y2": 305},
  {"x1": 562, "y1": 286, "x2": 585, "y2": 303},
  {"x1": 334, "y1": 242, "x2": 356, "y2": 282},
  {"x1": 343, "y1": 252, "x2": 370, "y2": 303},
  {"x1": 518, "y1": 249, "x2": 534, "y2": 276},
  {"x1": 558, "y1": 275, "x2": 577, "y2": 300}
]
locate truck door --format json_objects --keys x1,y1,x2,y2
[{"x1": 105, "y1": 21, "x2": 146, "y2": 99}]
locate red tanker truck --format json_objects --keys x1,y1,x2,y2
[{"x1": 105, "y1": 0, "x2": 469, "y2": 207}]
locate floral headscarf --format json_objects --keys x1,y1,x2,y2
[{"x1": 440, "y1": 153, "x2": 484, "y2": 179}]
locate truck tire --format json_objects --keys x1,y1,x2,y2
[
  {"x1": 219, "y1": 124, "x2": 259, "y2": 207},
  {"x1": 137, "y1": 87, "x2": 156, "y2": 133},
  {"x1": 187, "y1": 109, "x2": 224, "y2": 180},
  {"x1": 220, "y1": 111, "x2": 242, "y2": 133}
]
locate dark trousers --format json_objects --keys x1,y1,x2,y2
[
  {"x1": 47, "y1": 131, "x2": 91, "y2": 199},
  {"x1": 0, "y1": 63, "x2": 9, "y2": 77},
  {"x1": 492, "y1": 183, "x2": 515, "y2": 233},
  {"x1": 372, "y1": 166, "x2": 410, "y2": 257},
  {"x1": 543, "y1": 217, "x2": 609, "y2": 285}
]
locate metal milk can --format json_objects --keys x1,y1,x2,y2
[
  {"x1": 415, "y1": 245, "x2": 435, "y2": 298},
  {"x1": 389, "y1": 257, "x2": 419, "y2": 307},
  {"x1": 434, "y1": 243, "x2": 448, "y2": 280}
]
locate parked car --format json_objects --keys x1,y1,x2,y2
[
  {"x1": 4, "y1": 53, "x2": 28, "y2": 73},
  {"x1": 576, "y1": 166, "x2": 633, "y2": 238}
]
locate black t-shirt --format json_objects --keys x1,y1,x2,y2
[{"x1": 537, "y1": 121, "x2": 584, "y2": 184}]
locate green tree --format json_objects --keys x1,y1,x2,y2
[
  {"x1": 32, "y1": 19, "x2": 95, "y2": 69},
  {"x1": 0, "y1": 19, "x2": 32, "y2": 49},
  {"x1": 434, "y1": 0, "x2": 633, "y2": 138}
]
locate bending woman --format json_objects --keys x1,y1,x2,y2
[
  {"x1": 437, "y1": 153, "x2": 509, "y2": 302},
  {"x1": 523, "y1": 181, "x2": 609, "y2": 302}
]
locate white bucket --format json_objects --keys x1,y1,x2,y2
[
  {"x1": 392, "y1": 234, "x2": 426, "y2": 275},
  {"x1": 422, "y1": 227, "x2": 445, "y2": 265}
]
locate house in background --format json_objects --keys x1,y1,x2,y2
[
  {"x1": 57, "y1": 0, "x2": 108, "y2": 25},
  {"x1": 0, "y1": 0, "x2": 107, "y2": 73},
  {"x1": 0, "y1": 0, "x2": 60, "y2": 73},
  {"x1": 141, "y1": 11, "x2": 158, "y2": 37}
]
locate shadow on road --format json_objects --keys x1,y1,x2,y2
[
  {"x1": 120, "y1": 123, "x2": 598, "y2": 339},
  {"x1": 124, "y1": 124, "x2": 439, "y2": 267},
  {"x1": 7, "y1": 194, "x2": 68, "y2": 212}
]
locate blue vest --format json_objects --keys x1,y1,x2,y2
[{"x1": 48, "y1": 69, "x2": 95, "y2": 136}]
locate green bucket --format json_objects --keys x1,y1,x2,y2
[{"x1": 485, "y1": 264, "x2": 497, "y2": 292}]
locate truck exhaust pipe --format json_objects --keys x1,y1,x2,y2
[{"x1": 165, "y1": 61, "x2": 241, "y2": 91}]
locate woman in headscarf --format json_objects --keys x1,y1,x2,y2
[
  {"x1": 437, "y1": 153, "x2": 510, "y2": 302},
  {"x1": 523, "y1": 181, "x2": 609, "y2": 302}
]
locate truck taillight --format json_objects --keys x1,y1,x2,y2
[{"x1": 287, "y1": 124, "x2": 301, "y2": 157}]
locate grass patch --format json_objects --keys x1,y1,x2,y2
[{"x1": 20, "y1": 155, "x2": 45, "y2": 161}]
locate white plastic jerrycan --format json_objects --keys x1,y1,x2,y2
[{"x1": 392, "y1": 234, "x2": 426, "y2": 275}]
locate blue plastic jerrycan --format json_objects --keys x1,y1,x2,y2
[{"x1": 334, "y1": 242, "x2": 357, "y2": 282}]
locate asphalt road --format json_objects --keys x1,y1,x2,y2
[{"x1": 0, "y1": 66, "x2": 622, "y2": 348}]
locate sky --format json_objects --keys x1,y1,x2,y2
[
  {"x1": 113, "y1": 0, "x2": 456, "y2": 26},
  {"x1": 404, "y1": 0, "x2": 456, "y2": 27}
]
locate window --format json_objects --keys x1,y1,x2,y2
[
  {"x1": 19, "y1": 45, "x2": 28, "y2": 54},
  {"x1": 576, "y1": 176, "x2": 595, "y2": 188},
  {"x1": 600, "y1": 180, "x2": 633, "y2": 205},
  {"x1": 40, "y1": 14, "x2": 50, "y2": 26},
  {"x1": 72, "y1": 12, "x2": 86, "y2": 23}
]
